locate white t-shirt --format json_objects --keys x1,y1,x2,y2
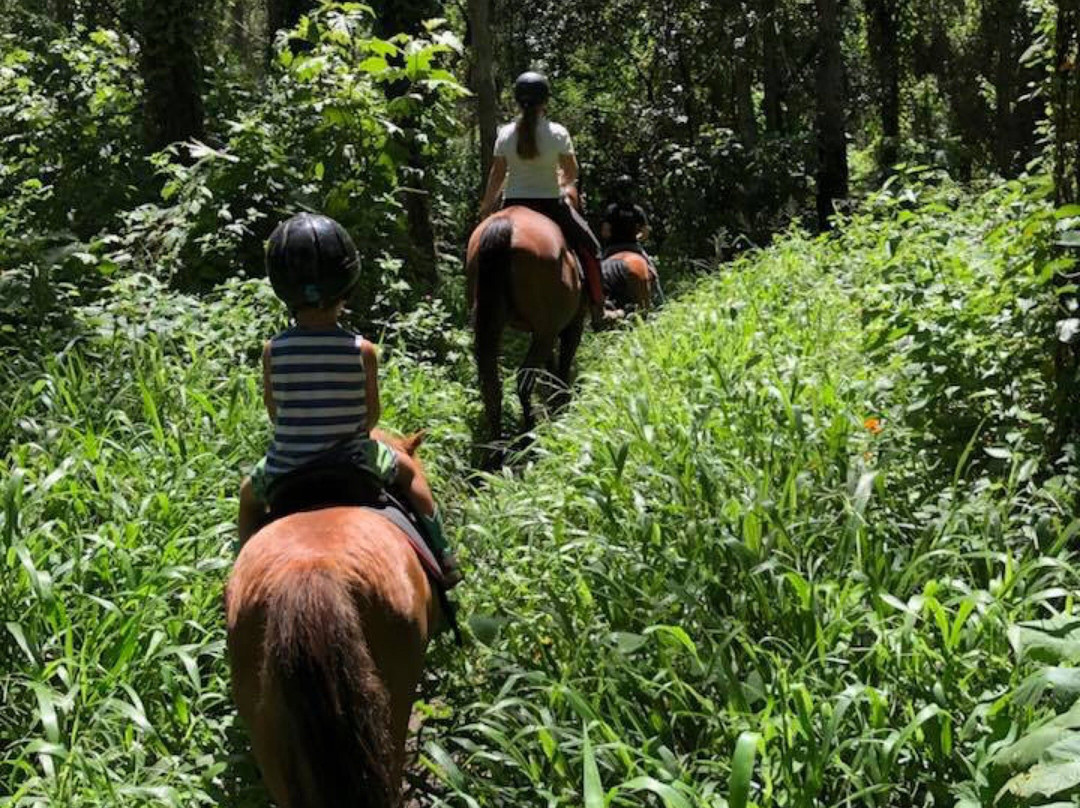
[{"x1": 494, "y1": 116, "x2": 575, "y2": 199}]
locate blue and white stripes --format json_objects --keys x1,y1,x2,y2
[{"x1": 265, "y1": 327, "x2": 368, "y2": 478}]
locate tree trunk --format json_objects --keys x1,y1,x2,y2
[
  {"x1": 231, "y1": 0, "x2": 249, "y2": 55},
  {"x1": 814, "y1": 0, "x2": 849, "y2": 230},
  {"x1": 1056, "y1": 0, "x2": 1080, "y2": 206},
  {"x1": 866, "y1": 0, "x2": 901, "y2": 173},
  {"x1": 762, "y1": 0, "x2": 784, "y2": 133},
  {"x1": 469, "y1": 0, "x2": 499, "y2": 183},
  {"x1": 140, "y1": 0, "x2": 205, "y2": 153},
  {"x1": 735, "y1": 28, "x2": 758, "y2": 148},
  {"x1": 989, "y1": 0, "x2": 1023, "y2": 176},
  {"x1": 926, "y1": 15, "x2": 984, "y2": 181}
]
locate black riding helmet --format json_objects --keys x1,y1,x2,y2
[
  {"x1": 266, "y1": 212, "x2": 361, "y2": 310},
  {"x1": 613, "y1": 174, "x2": 635, "y2": 203},
  {"x1": 514, "y1": 71, "x2": 551, "y2": 108}
]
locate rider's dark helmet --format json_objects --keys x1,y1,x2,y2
[
  {"x1": 266, "y1": 212, "x2": 361, "y2": 310},
  {"x1": 514, "y1": 71, "x2": 551, "y2": 109},
  {"x1": 614, "y1": 174, "x2": 635, "y2": 203}
]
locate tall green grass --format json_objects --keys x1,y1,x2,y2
[
  {"x1": 2, "y1": 174, "x2": 1078, "y2": 807},
  {"x1": 0, "y1": 276, "x2": 474, "y2": 806},
  {"x1": 425, "y1": 175, "x2": 1080, "y2": 807}
]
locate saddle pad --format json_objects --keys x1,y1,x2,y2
[{"x1": 264, "y1": 465, "x2": 447, "y2": 590}]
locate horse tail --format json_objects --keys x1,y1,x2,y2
[
  {"x1": 264, "y1": 568, "x2": 396, "y2": 808},
  {"x1": 476, "y1": 216, "x2": 514, "y2": 326},
  {"x1": 474, "y1": 217, "x2": 513, "y2": 439},
  {"x1": 600, "y1": 257, "x2": 624, "y2": 300}
]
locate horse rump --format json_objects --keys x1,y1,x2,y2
[
  {"x1": 264, "y1": 568, "x2": 396, "y2": 808},
  {"x1": 601, "y1": 254, "x2": 656, "y2": 312}
]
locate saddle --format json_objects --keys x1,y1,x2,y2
[{"x1": 264, "y1": 463, "x2": 462, "y2": 642}]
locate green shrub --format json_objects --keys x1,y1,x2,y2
[
  {"x1": 106, "y1": 4, "x2": 467, "y2": 293},
  {"x1": 0, "y1": 25, "x2": 143, "y2": 333}
]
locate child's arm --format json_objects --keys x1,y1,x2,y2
[
  {"x1": 261, "y1": 340, "x2": 277, "y2": 423},
  {"x1": 361, "y1": 339, "x2": 381, "y2": 431}
]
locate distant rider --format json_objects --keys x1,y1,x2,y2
[
  {"x1": 600, "y1": 174, "x2": 661, "y2": 300},
  {"x1": 236, "y1": 212, "x2": 461, "y2": 585},
  {"x1": 478, "y1": 71, "x2": 618, "y2": 330}
]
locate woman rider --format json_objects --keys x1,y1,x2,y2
[{"x1": 478, "y1": 71, "x2": 617, "y2": 329}]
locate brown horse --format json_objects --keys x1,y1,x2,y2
[
  {"x1": 467, "y1": 200, "x2": 587, "y2": 442},
  {"x1": 225, "y1": 431, "x2": 440, "y2": 808},
  {"x1": 602, "y1": 250, "x2": 657, "y2": 312}
]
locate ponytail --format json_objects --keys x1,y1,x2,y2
[{"x1": 516, "y1": 105, "x2": 540, "y2": 160}]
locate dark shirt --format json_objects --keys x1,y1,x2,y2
[{"x1": 602, "y1": 202, "x2": 648, "y2": 246}]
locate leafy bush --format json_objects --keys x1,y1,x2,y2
[
  {"x1": 105, "y1": 4, "x2": 467, "y2": 294},
  {"x1": 0, "y1": 25, "x2": 143, "y2": 332}
]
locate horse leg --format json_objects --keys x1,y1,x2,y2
[
  {"x1": 474, "y1": 313, "x2": 505, "y2": 443},
  {"x1": 554, "y1": 312, "x2": 586, "y2": 412},
  {"x1": 517, "y1": 334, "x2": 556, "y2": 431}
]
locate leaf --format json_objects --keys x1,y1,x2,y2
[
  {"x1": 434, "y1": 30, "x2": 464, "y2": 53},
  {"x1": 1010, "y1": 621, "x2": 1080, "y2": 664},
  {"x1": 32, "y1": 683, "x2": 60, "y2": 743},
  {"x1": 582, "y1": 725, "x2": 604, "y2": 808},
  {"x1": 991, "y1": 701, "x2": 1080, "y2": 773},
  {"x1": 610, "y1": 632, "x2": 648, "y2": 656},
  {"x1": 357, "y1": 56, "x2": 389, "y2": 74},
  {"x1": 366, "y1": 38, "x2": 399, "y2": 57},
  {"x1": 619, "y1": 777, "x2": 692, "y2": 808},
  {"x1": 1019, "y1": 41, "x2": 1044, "y2": 66},
  {"x1": 1057, "y1": 319, "x2": 1080, "y2": 344},
  {"x1": 1057, "y1": 231, "x2": 1080, "y2": 248},
  {"x1": 1013, "y1": 668, "x2": 1080, "y2": 709},
  {"x1": 999, "y1": 761, "x2": 1080, "y2": 801},
  {"x1": 6, "y1": 622, "x2": 36, "y2": 665},
  {"x1": 729, "y1": 732, "x2": 760, "y2": 808},
  {"x1": 468, "y1": 614, "x2": 507, "y2": 646},
  {"x1": 645, "y1": 625, "x2": 702, "y2": 667},
  {"x1": 852, "y1": 471, "x2": 877, "y2": 516},
  {"x1": 424, "y1": 740, "x2": 464, "y2": 787}
]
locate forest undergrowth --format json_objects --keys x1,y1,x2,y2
[{"x1": 4, "y1": 173, "x2": 1080, "y2": 807}]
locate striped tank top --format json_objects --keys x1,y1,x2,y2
[{"x1": 264, "y1": 326, "x2": 369, "y2": 479}]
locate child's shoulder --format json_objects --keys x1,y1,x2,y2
[{"x1": 268, "y1": 326, "x2": 368, "y2": 353}]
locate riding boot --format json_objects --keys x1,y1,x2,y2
[{"x1": 418, "y1": 508, "x2": 463, "y2": 588}]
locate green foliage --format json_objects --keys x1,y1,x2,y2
[
  {"x1": 0, "y1": 25, "x2": 143, "y2": 332},
  {"x1": 107, "y1": 3, "x2": 467, "y2": 292},
  {"x1": 414, "y1": 177, "x2": 1079, "y2": 806}
]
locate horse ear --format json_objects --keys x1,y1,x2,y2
[{"x1": 403, "y1": 430, "x2": 426, "y2": 456}]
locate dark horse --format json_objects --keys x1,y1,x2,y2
[
  {"x1": 602, "y1": 250, "x2": 658, "y2": 313},
  {"x1": 225, "y1": 431, "x2": 441, "y2": 808},
  {"x1": 467, "y1": 196, "x2": 587, "y2": 442}
]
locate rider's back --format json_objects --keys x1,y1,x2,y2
[{"x1": 495, "y1": 117, "x2": 572, "y2": 199}]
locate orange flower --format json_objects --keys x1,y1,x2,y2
[{"x1": 864, "y1": 417, "x2": 883, "y2": 435}]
